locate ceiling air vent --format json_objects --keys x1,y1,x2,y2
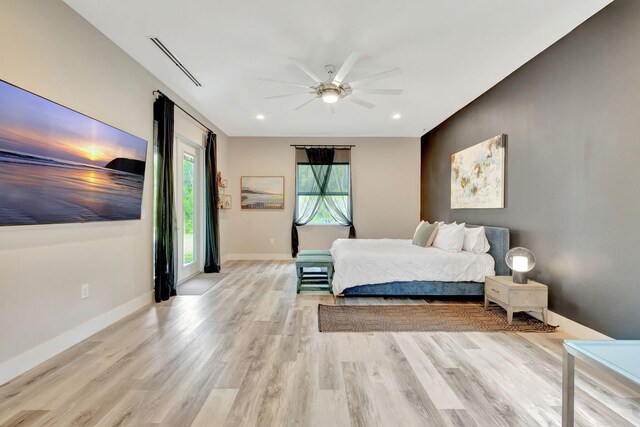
[{"x1": 149, "y1": 37, "x2": 202, "y2": 87}]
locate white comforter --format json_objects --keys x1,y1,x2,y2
[{"x1": 330, "y1": 238, "x2": 495, "y2": 295}]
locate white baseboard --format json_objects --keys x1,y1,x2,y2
[
  {"x1": 528, "y1": 310, "x2": 611, "y2": 340},
  {"x1": 224, "y1": 253, "x2": 293, "y2": 261},
  {"x1": 0, "y1": 292, "x2": 152, "y2": 386}
]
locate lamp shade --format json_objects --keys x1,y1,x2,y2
[{"x1": 505, "y1": 247, "x2": 536, "y2": 273}]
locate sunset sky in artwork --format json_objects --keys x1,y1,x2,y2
[{"x1": 0, "y1": 81, "x2": 147, "y2": 167}]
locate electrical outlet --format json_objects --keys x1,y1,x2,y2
[
  {"x1": 81, "y1": 283, "x2": 89, "y2": 299},
  {"x1": 270, "y1": 238, "x2": 275, "y2": 244}
]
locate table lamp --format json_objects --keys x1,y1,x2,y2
[{"x1": 505, "y1": 247, "x2": 536, "y2": 284}]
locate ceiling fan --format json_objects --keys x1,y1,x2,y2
[{"x1": 259, "y1": 52, "x2": 402, "y2": 112}]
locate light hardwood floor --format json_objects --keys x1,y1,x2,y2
[{"x1": 1, "y1": 260, "x2": 639, "y2": 426}]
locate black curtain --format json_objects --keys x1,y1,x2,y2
[
  {"x1": 291, "y1": 147, "x2": 356, "y2": 257},
  {"x1": 204, "y1": 131, "x2": 221, "y2": 273},
  {"x1": 153, "y1": 95, "x2": 177, "y2": 302}
]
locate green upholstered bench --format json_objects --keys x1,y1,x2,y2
[
  {"x1": 295, "y1": 252, "x2": 333, "y2": 294},
  {"x1": 298, "y1": 250, "x2": 331, "y2": 257}
]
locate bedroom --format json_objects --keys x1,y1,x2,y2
[{"x1": 1, "y1": 0, "x2": 639, "y2": 426}]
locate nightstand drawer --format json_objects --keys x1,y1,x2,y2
[
  {"x1": 485, "y1": 279, "x2": 508, "y2": 303},
  {"x1": 484, "y1": 276, "x2": 549, "y2": 325}
]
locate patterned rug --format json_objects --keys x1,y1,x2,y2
[{"x1": 318, "y1": 303, "x2": 557, "y2": 333}]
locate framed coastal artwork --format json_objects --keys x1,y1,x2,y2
[
  {"x1": 450, "y1": 134, "x2": 505, "y2": 209},
  {"x1": 0, "y1": 79, "x2": 147, "y2": 226},
  {"x1": 241, "y1": 176, "x2": 284, "y2": 210}
]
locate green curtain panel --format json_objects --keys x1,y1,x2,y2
[
  {"x1": 204, "y1": 131, "x2": 221, "y2": 273},
  {"x1": 153, "y1": 95, "x2": 177, "y2": 302},
  {"x1": 291, "y1": 147, "x2": 356, "y2": 257}
]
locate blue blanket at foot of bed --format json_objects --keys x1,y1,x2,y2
[{"x1": 341, "y1": 280, "x2": 484, "y2": 296}]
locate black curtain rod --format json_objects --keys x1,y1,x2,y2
[
  {"x1": 290, "y1": 145, "x2": 355, "y2": 148},
  {"x1": 153, "y1": 90, "x2": 214, "y2": 135}
]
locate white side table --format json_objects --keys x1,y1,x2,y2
[
  {"x1": 563, "y1": 340, "x2": 640, "y2": 426},
  {"x1": 484, "y1": 275, "x2": 548, "y2": 325}
]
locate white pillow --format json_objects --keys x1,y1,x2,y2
[
  {"x1": 435, "y1": 221, "x2": 455, "y2": 230},
  {"x1": 432, "y1": 222, "x2": 466, "y2": 252},
  {"x1": 463, "y1": 226, "x2": 490, "y2": 254}
]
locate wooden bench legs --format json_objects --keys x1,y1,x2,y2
[{"x1": 295, "y1": 256, "x2": 333, "y2": 294}]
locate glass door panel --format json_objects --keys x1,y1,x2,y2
[
  {"x1": 182, "y1": 153, "x2": 195, "y2": 266},
  {"x1": 176, "y1": 139, "x2": 200, "y2": 283}
]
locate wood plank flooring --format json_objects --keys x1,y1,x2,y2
[{"x1": 1, "y1": 260, "x2": 639, "y2": 426}]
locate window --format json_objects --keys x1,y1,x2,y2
[{"x1": 296, "y1": 163, "x2": 350, "y2": 224}]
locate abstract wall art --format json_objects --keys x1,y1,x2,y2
[{"x1": 450, "y1": 134, "x2": 505, "y2": 209}]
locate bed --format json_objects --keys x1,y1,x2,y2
[{"x1": 330, "y1": 225, "x2": 510, "y2": 296}]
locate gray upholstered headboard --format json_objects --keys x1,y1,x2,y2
[{"x1": 468, "y1": 225, "x2": 511, "y2": 276}]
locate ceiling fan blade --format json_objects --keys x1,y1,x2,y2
[
  {"x1": 265, "y1": 92, "x2": 316, "y2": 99},
  {"x1": 332, "y1": 51, "x2": 360, "y2": 85},
  {"x1": 257, "y1": 77, "x2": 316, "y2": 89},
  {"x1": 348, "y1": 96, "x2": 376, "y2": 109},
  {"x1": 348, "y1": 68, "x2": 401, "y2": 87},
  {"x1": 290, "y1": 58, "x2": 324, "y2": 83},
  {"x1": 294, "y1": 97, "x2": 319, "y2": 111},
  {"x1": 330, "y1": 103, "x2": 336, "y2": 114},
  {"x1": 352, "y1": 88, "x2": 403, "y2": 95}
]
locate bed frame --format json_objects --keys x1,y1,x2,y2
[{"x1": 340, "y1": 225, "x2": 510, "y2": 297}]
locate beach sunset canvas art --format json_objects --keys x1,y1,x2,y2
[
  {"x1": 241, "y1": 176, "x2": 284, "y2": 209},
  {"x1": 0, "y1": 80, "x2": 147, "y2": 225}
]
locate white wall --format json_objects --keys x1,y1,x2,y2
[
  {"x1": 0, "y1": 0, "x2": 228, "y2": 382},
  {"x1": 226, "y1": 137, "x2": 420, "y2": 258}
]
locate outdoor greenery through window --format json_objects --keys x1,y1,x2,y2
[
  {"x1": 183, "y1": 154, "x2": 195, "y2": 265},
  {"x1": 296, "y1": 163, "x2": 350, "y2": 224}
]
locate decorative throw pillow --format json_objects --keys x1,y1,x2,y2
[
  {"x1": 412, "y1": 221, "x2": 439, "y2": 247},
  {"x1": 432, "y1": 222, "x2": 466, "y2": 252},
  {"x1": 463, "y1": 226, "x2": 491, "y2": 254},
  {"x1": 413, "y1": 220, "x2": 425, "y2": 237}
]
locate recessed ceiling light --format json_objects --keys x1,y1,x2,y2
[
  {"x1": 256, "y1": 114, "x2": 265, "y2": 120},
  {"x1": 392, "y1": 113, "x2": 402, "y2": 120}
]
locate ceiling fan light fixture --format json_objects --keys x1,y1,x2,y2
[
  {"x1": 322, "y1": 88, "x2": 340, "y2": 104},
  {"x1": 260, "y1": 54, "x2": 401, "y2": 111}
]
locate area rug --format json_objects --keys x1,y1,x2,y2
[
  {"x1": 178, "y1": 273, "x2": 229, "y2": 295},
  {"x1": 318, "y1": 303, "x2": 557, "y2": 333}
]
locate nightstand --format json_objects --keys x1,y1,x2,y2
[{"x1": 484, "y1": 275, "x2": 548, "y2": 325}]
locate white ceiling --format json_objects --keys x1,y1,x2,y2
[{"x1": 63, "y1": 0, "x2": 610, "y2": 137}]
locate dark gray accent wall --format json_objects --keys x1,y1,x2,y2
[{"x1": 421, "y1": 0, "x2": 640, "y2": 338}]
